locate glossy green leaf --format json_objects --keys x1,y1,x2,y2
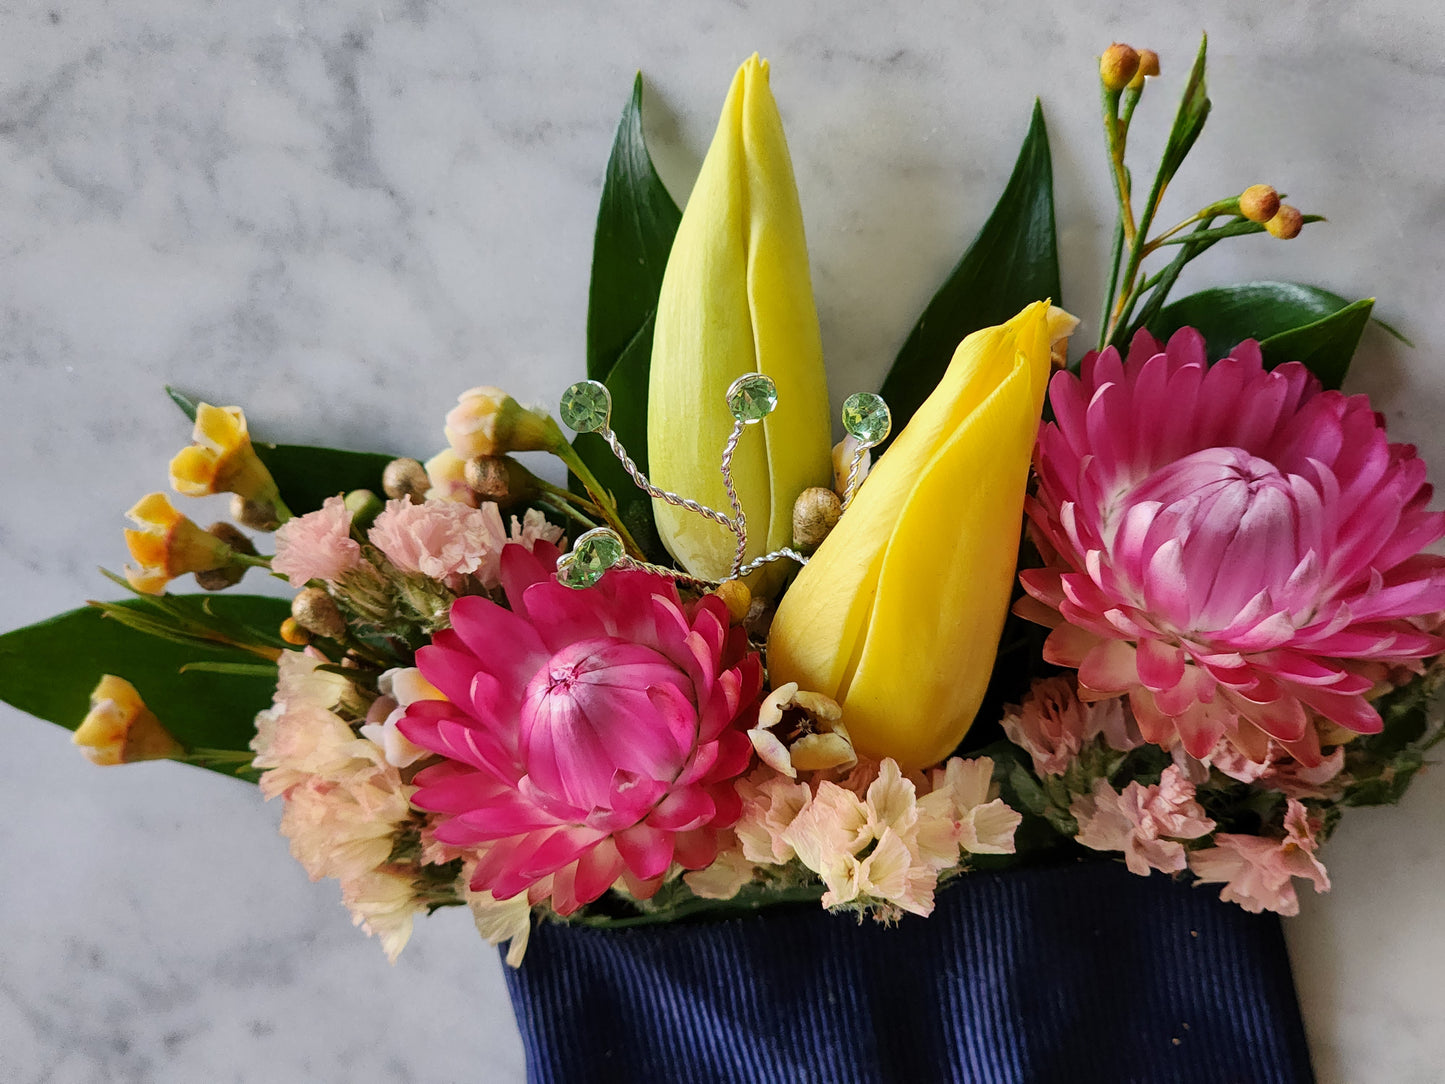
[
  {"x1": 879, "y1": 101, "x2": 1060, "y2": 440},
  {"x1": 586, "y1": 74, "x2": 683, "y2": 383},
  {"x1": 1260, "y1": 298, "x2": 1374, "y2": 390},
  {"x1": 0, "y1": 594, "x2": 288, "y2": 782},
  {"x1": 166, "y1": 386, "x2": 398, "y2": 516},
  {"x1": 573, "y1": 74, "x2": 681, "y2": 561},
  {"x1": 1151, "y1": 281, "x2": 1376, "y2": 387}
]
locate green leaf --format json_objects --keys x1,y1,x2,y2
[
  {"x1": 1151, "y1": 282, "x2": 1375, "y2": 388},
  {"x1": 879, "y1": 101, "x2": 1060, "y2": 439},
  {"x1": 1259, "y1": 298, "x2": 1374, "y2": 390},
  {"x1": 165, "y1": 387, "x2": 399, "y2": 515},
  {"x1": 0, "y1": 595, "x2": 288, "y2": 781},
  {"x1": 586, "y1": 73, "x2": 682, "y2": 383},
  {"x1": 253, "y1": 442, "x2": 395, "y2": 515},
  {"x1": 572, "y1": 74, "x2": 681, "y2": 561},
  {"x1": 1154, "y1": 35, "x2": 1211, "y2": 197}
]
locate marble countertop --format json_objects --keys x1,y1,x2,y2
[{"x1": 4, "y1": 2, "x2": 1444, "y2": 1080}]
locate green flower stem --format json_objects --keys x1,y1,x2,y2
[
  {"x1": 542, "y1": 420, "x2": 647, "y2": 559},
  {"x1": 1096, "y1": 213, "x2": 1126, "y2": 353},
  {"x1": 1099, "y1": 84, "x2": 1136, "y2": 246}
]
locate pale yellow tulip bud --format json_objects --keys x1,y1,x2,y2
[
  {"x1": 768, "y1": 302, "x2": 1053, "y2": 769},
  {"x1": 73, "y1": 676, "x2": 184, "y2": 765},
  {"x1": 648, "y1": 55, "x2": 832, "y2": 589}
]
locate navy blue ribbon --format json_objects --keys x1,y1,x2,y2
[{"x1": 503, "y1": 860, "x2": 1315, "y2": 1083}]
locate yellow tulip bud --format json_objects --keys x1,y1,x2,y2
[
  {"x1": 169, "y1": 403, "x2": 281, "y2": 508},
  {"x1": 648, "y1": 55, "x2": 832, "y2": 587},
  {"x1": 767, "y1": 302, "x2": 1053, "y2": 769},
  {"x1": 73, "y1": 675, "x2": 184, "y2": 765}
]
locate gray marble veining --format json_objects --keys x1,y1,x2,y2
[{"x1": 3, "y1": 2, "x2": 1444, "y2": 1080}]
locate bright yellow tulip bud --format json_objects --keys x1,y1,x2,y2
[
  {"x1": 767, "y1": 302, "x2": 1054, "y2": 770},
  {"x1": 648, "y1": 55, "x2": 832, "y2": 586},
  {"x1": 169, "y1": 403, "x2": 281, "y2": 509},
  {"x1": 73, "y1": 675, "x2": 184, "y2": 765}
]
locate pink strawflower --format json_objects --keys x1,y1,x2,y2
[
  {"x1": 398, "y1": 544, "x2": 761, "y2": 916},
  {"x1": 1021, "y1": 328, "x2": 1445, "y2": 764},
  {"x1": 1001, "y1": 675, "x2": 1140, "y2": 775},
  {"x1": 1072, "y1": 764, "x2": 1216, "y2": 875},
  {"x1": 1189, "y1": 799, "x2": 1330, "y2": 915},
  {"x1": 271, "y1": 496, "x2": 363, "y2": 587}
]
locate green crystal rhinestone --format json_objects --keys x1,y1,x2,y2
[
  {"x1": 725, "y1": 373, "x2": 779, "y2": 424},
  {"x1": 557, "y1": 527, "x2": 625, "y2": 589},
  {"x1": 560, "y1": 380, "x2": 612, "y2": 434},
  {"x1": 841, "y1": 392, "x2": 891, "y2": 447}
]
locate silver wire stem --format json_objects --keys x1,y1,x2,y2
[
  {"x1": 841, "y1": 446, "x2": 869, "y2": 511},
  {"x1": 733, "y1": 547, "x2": 809, "y2": 578},
  {"x1": 601, "y1": 427, "x2": 735, "y2": 530},
  {"x1": 613, "y1": 557, "x2": 718, "y2": 591},
  {"x1": 719, "y1": 419, "x2": 749, "y2": 577}
]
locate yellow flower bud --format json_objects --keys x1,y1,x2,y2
[
  {"x1": 1100, "y1": 43, "x2": 1141, "y2": 92},
  {"x1": 648, "y1": 55, "x2": 832, "y2": 587},
  {"x1": 444, "y1": 387, "x2": 555, "y2": 460},
  {"x1": 1265, "y1": 204, "x2": 1304, "y2": 239},
  {"x1": 768, "y1": 302, "x2": 1053, "y2": 769},
  {"x1": 711, "y1": 579, "x2": 753, "y2": 624},
  {"x1": 1239, "y1": 184, "x2": 1281, "y2": 224},
  {"x1": 73, "y1": 675, "x2": 184, "y2": 765},
  {"x1": 169, "y1": 403, "x2": 280, "y2": 507},
  {"x1": 123, "y1": 492, "x2": 239, "y2": 594}
]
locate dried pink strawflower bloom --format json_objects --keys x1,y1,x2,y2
[
  {"x1": 1072, "y1": 764, "x2": 1215, "y2": 875},
  {"x1": 271, "y1": 496, "x2": 364, "y2": 587},
  {"x1": 398, "y1": 545, "x2": 761, "y2": 916},
  {"x1": 1001, "y1": 675, "x2": 1140, "y2": 775},
  {"x1": 1189, "y1": 799, "x2": 1330, "y2": 915},
  {"x1": 1021, "y1": 328, "x2": 1445, "y2": 764}
]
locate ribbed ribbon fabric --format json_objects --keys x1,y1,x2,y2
[{"x1": 502, "y1": 860, "x2": 1315, "y2": 1084}]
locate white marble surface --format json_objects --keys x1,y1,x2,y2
[{"x1": 3, "y1": 2, "x2": 1444, "y2": 1080}]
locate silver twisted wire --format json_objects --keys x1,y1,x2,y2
[
  {"x1": 613, "y1": 557, "x2": 718, "y2": 591},
  {"x1": 602, "y1": 428, "x2": 734, "y2": 529},
  {"x1": 841, "y1": 446, "x2": 869, "y2": 511},
  {"x1": 719, "y1": 419, "x2": 749, "y2": 576},
  {"x1": 733, "y1": 547, "x2": 809, "y2": 578}
]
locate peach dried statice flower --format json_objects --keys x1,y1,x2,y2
[
  {"x1": 773, "y1": 758, "x2": 1019, "y2": 918},
  {"x1": 252, "y1": 651, "x2": 421, "y2": 960},
  {"x1": 1208, "y1": 741, "x2": 1347, "y2": 800},
  {"x1": 1001, "y1": 675, "x2": 1139, "y2": 775},
  {"x1": 271, "y1": 496, "x2": 363, "y2": 587},
  {"x1": 1071, "y1": 764, "x2": 1215, "y2": 875},
  {"x1": 1189, "y1": 799, "x2": 1330, "y2": 915}
]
